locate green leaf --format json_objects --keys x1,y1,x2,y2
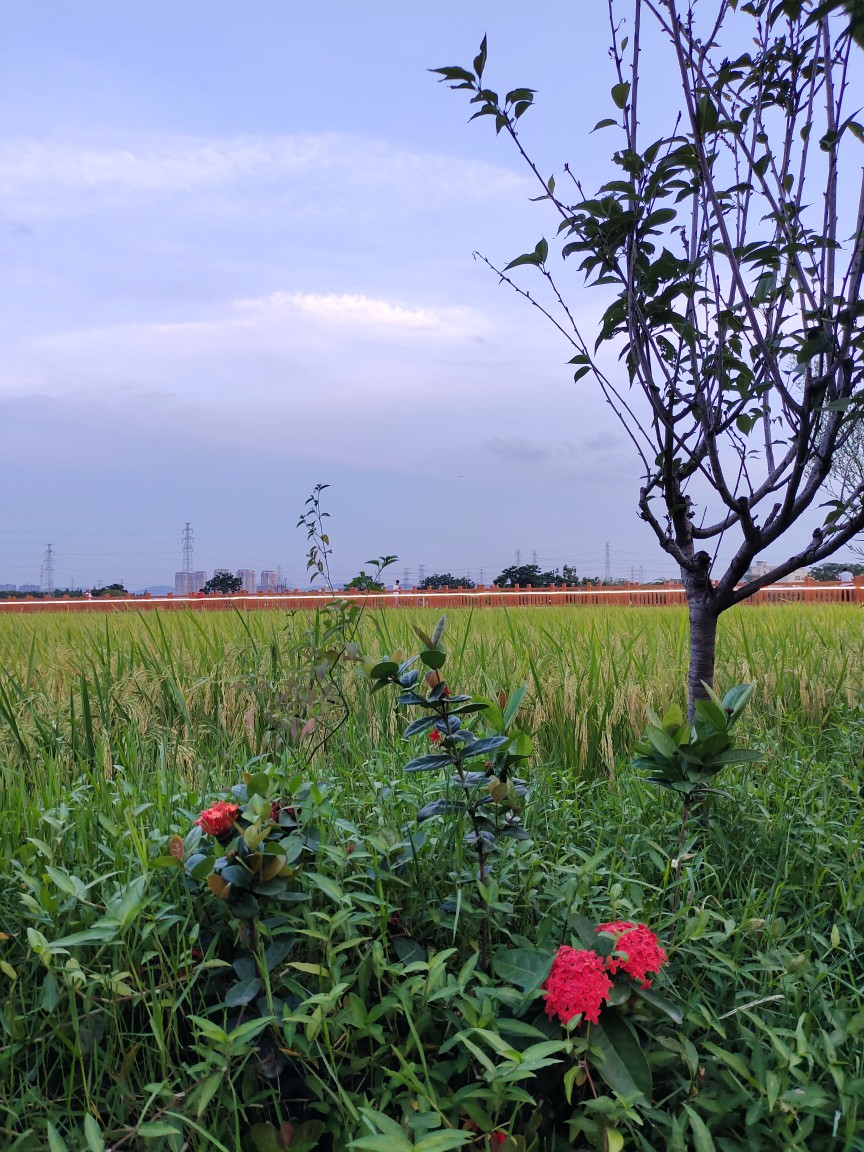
[
  {"x1": 417, "y1": 799, "x2": 467, "y2": 821},
  {"x1": 224, "y1": 977, "x2": 263, "y2": 1007},
  {"x1": 463, "y1": 734, "x2": 509, "y2": 758},
  {"x1": 244, "y1": 771, "x2": 269, "y2": 799},
  {"x1": 631, "y1": 982, "x2": 683, "y2": 1023},
  {"x1": 611, "y1": 82, "x2": 630, "y2": 109},
  {"x1": 403, "y1": 753, "x2": 453, "y2": 773},
  {"x1": 645, "y1": 725, "x2": 678, "y2": 760},
  {"x1": 420, "y1": 649, "x2": 447, "y2": 670},
  {"x1": 46, "y1": 1123, "x2": 68, "y2": 1152},
  {"x1": 137, "y1": 1122, "x2": 181, "y2": 1138},
  {"x1": 683, "y1": 1105, "x2": 716, "y2": 1152},
  {"x1": 591, "y1": 1009, "x2": 652, "y2": 1102},
  {"x1": 473, "y1": 35, "x2": 488, "y2": 80},
  {"x1": 305, "y1": 872, "x2": 344, "y2": 903},
  {"x1": 492, "y1": 946, "x2": 552, "y2": 993},
  {"x1": 351, "y1": 1138, "x2": 413, "y2": 1152},
  {"x1": 404, "y1": 716, "x2": 437, "y2": 738},
  {"x1": 415, "y1": 1133, "x2": 475, "y2": 1151},
  {"x1": 83, "y1": 1115, "x2": 105, "y2": 1152},
  {"x1": 693, "y1": 697, "x2": 727, "y2": 732},
  {"x1": 503, "y1": 684, "x2": 527, "y2": 728},
  {"x1": 369, "y1": 661, "x2": 399, "y2": 680},
  {"x1": 592, "y1": 118, "x2": 618, "y2": 131},
  {"x1": 249, "y1": 1123, "x2": 281, "y2": 1152}
]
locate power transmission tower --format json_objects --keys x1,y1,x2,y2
[
  {"x1": 41, "y1": 544, "x2": 55, "y2": 594},
  {"x1": 532, "y1": 549, "x2": 537, "y2": 565},
  {"x1": 516, "y1": 548, "x2": 521, "y2": 565},
  {"x1": 479, "y1": 568, "x2": 485, "y2": 585},
  {"x1": 604, "y1": 541, "x2": 612, "y2": 583},
  {"x1": 418, "y1": 564, "x2": 426, "y2": 585},
  {"x1": 182, "y1": 522, "x2": 194, "y2": 576},
  {"x1": 403, "y1": 566, "x2": 410, "y2": 588}
]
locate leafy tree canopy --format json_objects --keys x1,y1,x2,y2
[
  {"x1": 345, "y1": 570, "x2": 385, "y2": 592},
  {"x1": 203, "y1": 573, "x2": 243, "y2": 595},
  {"x1": 90, "y1": 583, "x2": 128, "y2": 597},
  {"x1": 493, "y1": 564, "x2": 561, "y2": 588},
  {"x1": 808, "y1": 561, "x2": 864, "y2": 580},
  {"x1": 418, "y1": 573, "x2": 476, "y2": 589}
]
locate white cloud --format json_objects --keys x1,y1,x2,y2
[
  {"x1": 28, "y1": 289, "x2": 483, "y2": 371},
  {"x1": 0, "y1": 132, "x2": 525, "y2": 213},
  {"x1": 235, "y1": 291, "x2": 455, "y2": 330}
]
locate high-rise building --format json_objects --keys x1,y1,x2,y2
[
  {"x1": 236, "y1": 569, "x2": 256, "y2": 593},
  {"x1": 174, "y1": 571, "x2": 190, "y2": 596},
  {"x1": 259, "y1": 569, "x2": 278, "y2": 591}
]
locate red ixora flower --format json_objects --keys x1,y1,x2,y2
[
  {"x1": 429, "y1": 728, "x2": 442, "y2": 743},
  {"x1": 596, "y1": 921, "x2": 667, "y2": 988},
  {"x1": 542, "y1": 945, "x2": 613, "y2": 1026},
  {"x1": 489, "y1": 1134, "x2": 507, "y2": 1148},
  {"x1": 195, "y1": 800, "x2": 240, "y2": 837}
]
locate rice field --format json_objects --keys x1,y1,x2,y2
[{"x1": 0, "y1": 604, "x2": 862, "y2": 1150}]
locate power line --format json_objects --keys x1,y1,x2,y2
[
  {"x1": 182, "y1": 522, "x2": 194, "y2": 575},
  {"x1": 41, "y1": 544, "x2": 55, "y2": 594}
]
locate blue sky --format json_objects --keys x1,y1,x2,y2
[{"x1": 0, "y1": 2, "x2": 859, "y2": 589}]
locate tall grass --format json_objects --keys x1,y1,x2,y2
[{"x1": 0, "y1": 605, "x2": 861, "y2": 1148}]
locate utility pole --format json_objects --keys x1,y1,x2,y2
[
  {"x1": 182, "y1": 522, "x2": 194, "y2": 577},
  {"x1": 604, "y1": 541, "x2": 612, "y2": 583},
  {"x1": 41, "y1": 544, "x2": 55, "y2": 594}
]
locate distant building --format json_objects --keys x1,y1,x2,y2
[
  {"x1": 778, "y1": 568, "x2": 808, "y2": 584},
  {"x1": 0, "y1": 584, "x2": 16, "y2": 592},
  {"x1": 749, "y1": 560, "x2": 773, "y2": 581},
  {"x1": 175, "y1": 570, "x2": 209, "y2": 595},
  {"x1": 259, "y1": 569, "x2": 278, "y2": 591},
  {"x1": 18, "y1": 584, "x2": 39, "y2": 593},
  {"x1": 236, "y1": 569, "x2": 256, "y2": 593}
]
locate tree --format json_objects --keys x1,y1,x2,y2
[
  {"x1": 808, "y1": 560, "x2": 864, "y2": 579},
  {"x1": 203, "y1": 572, "x2": 243, "y2": 595},
  {"x1": 345, "y1": 570, "x2": 385, "y2": 592},
  {"x1": 493, "y1": 563, "x2": 561, "y2": 587},
  {"x1": 90, "y1": 583, "x2": 128, "y2": 597},
  {"x1": 436, "y1": 1, "x2": 864, "y2": 713},
  {"x1": 418, "y1": 572, "x2": 476, "y2": 589}
]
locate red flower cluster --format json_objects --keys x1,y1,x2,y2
[
  {"x1": 543, "y1": 923, "x2": 667, "y2": 1026},
  {"x1": 429, "y1": 728, "x2": 442, "y2": 743},
  {"x1": 542, "y1": 946, "x2": 613, "y2": 1026},
  {"x1": 195, "y1": 800, "x2": 240, "y2": 837},
  {"x1": 489, "y1": 1135, "x2": 507, "y2": 1148},
  {"x1": 596, "y1": 920, "x2": 668, "y2": 988}
]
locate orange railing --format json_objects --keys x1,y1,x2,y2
[{"x1": 0, "y1": 578, "x2": 860, "y2": 614}]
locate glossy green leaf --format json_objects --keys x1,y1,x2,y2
[{"x1": 591, "y1": 1009, "x2": 652, "y2": 1102}]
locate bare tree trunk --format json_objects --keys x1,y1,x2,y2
[{"x1": 685, "y1": 579, "x2": 718, "y2": 721}]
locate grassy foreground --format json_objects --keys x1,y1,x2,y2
[{"x1": 0, "y1": 605, "x2": 862, "y2": 1150}]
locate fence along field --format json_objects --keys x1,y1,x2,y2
[{"x1": 0, "y1": 578, "x2": 861, "y2": 614}]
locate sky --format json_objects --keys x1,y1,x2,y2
[{"x1": 0, "y1": 1, "x2": 861, "y2": 590}]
